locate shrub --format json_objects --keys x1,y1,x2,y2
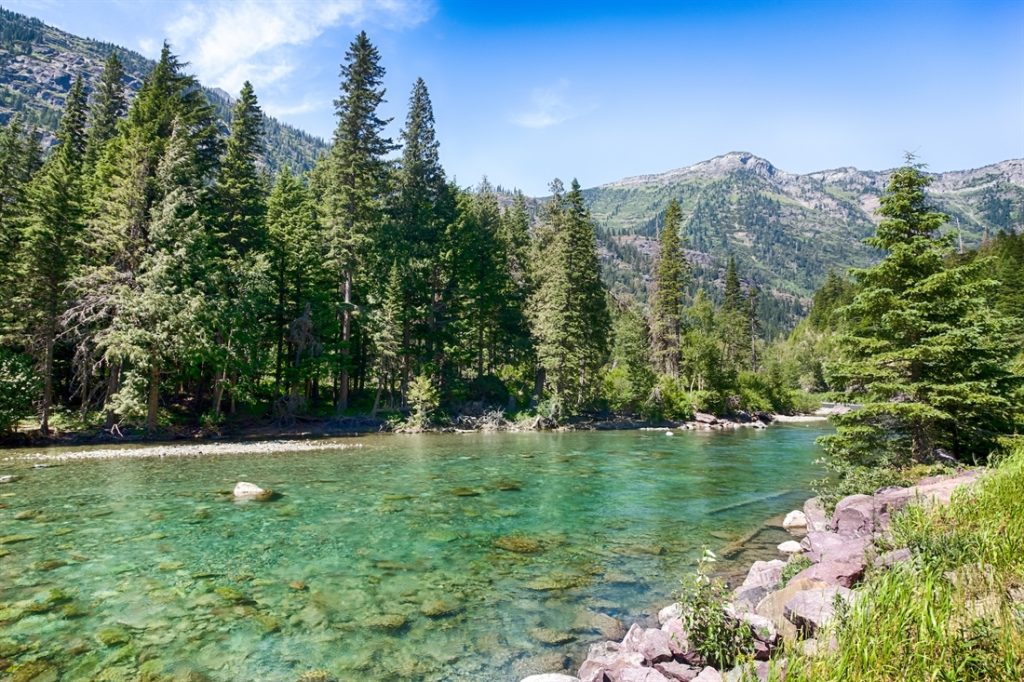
[
  {"x1": 0, "y1": 349, "x2": 36, "y2": 432},
  {"x1": 405, "y1": 374, "x2": 440, "y2": 428},
  {"x1": 780, "y1": 555, "x2": 813, "y2": 586},
  {"x1": 675, "y1": 549, "x2": 753, "y2": 669}
]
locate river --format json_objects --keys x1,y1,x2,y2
[{"x1": 0, "y1": 424, "x2": 828, "y2": 681}]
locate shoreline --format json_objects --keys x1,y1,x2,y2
[
  {"x1": 0, "y1": 409, "x2": 834, "y2": 455},
  {"x1": 531, "y1": 467, "x2": 979, "y2": 682}
]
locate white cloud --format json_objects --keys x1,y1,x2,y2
[
  {"x1": 263, "y1": 94, "x2": 332, "y2": 118},
  {"x1": 137, "y1": 37, "x2": 159, "y2": 57},
  {"x1": 512, "y1": 79, "x2": 589, "y2": 129},
  {"x1": 164, "y1": 0, "x2": 434, "y2": 91}
]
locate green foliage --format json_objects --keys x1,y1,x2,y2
[
  {"x1": 604, "y1": 303, "x2": 655, "y2": 414},
  {"x1": 675, "y1": 549, "x2": 754, "y2": 670},
  {"x1": 779, "y1": 554, "x2": 813, "y2": 587},
  {"x1": 821, "y1": 160, "x2": 1022, "y2": 480},
  {"x1": 645, "y1": 375, "x2": 697, "y2": 421},
  {"x1": 0, "y1": 349, "x2": 37, "y2": 432},
  {"x1": 651, "y1": 199, "x2": 689, "y2": 375},
  {"x1": 788, "y1": 443, "x2": 1024, "y2": 682},
  {"x1": 406, "y1": 374, "x2": 439, "y2": 428}
]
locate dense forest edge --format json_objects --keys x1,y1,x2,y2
[{"x1": 0, "y1": 32, "x2": 1021, "y2": 489}]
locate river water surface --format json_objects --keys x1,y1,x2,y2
[{"x1": 0, "y1": 425, "x2": 828, "y2": 681}]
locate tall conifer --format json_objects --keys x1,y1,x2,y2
[{"x1": 651, "y1": 199, "x2": 688, "y2": 375}]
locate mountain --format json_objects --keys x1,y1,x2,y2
[
  {"x1": 585, "y1": 152, "x2": 1024, "y2": 333},
  {"x1": 0, "y1": 7, "x2": 327, "y2": 173}
]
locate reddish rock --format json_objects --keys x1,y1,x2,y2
[
  {"x1": 784, "y1": 585, "x2": 854, "y2": 636},
  {"x1": 661, "y1": 617, "x2": 689, "y2": 655},
  {"x1": 831, "y1": 494, "x2": 875, "y2": 538},
  {"x1": 654, "y1": 661, "x2": 700, "y2": 682}
]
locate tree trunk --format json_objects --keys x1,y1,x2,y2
[
  {"x1": 39, "y1": 318, "x2": 56, "y2": 435},
  {"x1": 146, "y1": 361, "x2": 160, "y2": 435},
  {"x1": 337, "y1": 269, "x2": 352, "y2": 413},
  {"x1": 104, "y1": 361, "x2": 121, "y2": 430}
]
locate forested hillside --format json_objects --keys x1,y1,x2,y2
[
  {"x1": 588, "y1": 153, "x2": 1024, "y2": 333},
  {"x1": 0, "y1": 7, "x2": 326, "y2": 173}
]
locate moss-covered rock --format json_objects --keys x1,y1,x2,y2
[
  {"x1": 296, "y1": 670, "x2": 337, "y2": 682},
  {"x1": 8, "y1": 659, "x2": 59, "y2": 682},
  {"x1": 95, "y1": 626, "x2": 132, "y2": 647},
  {"x1": 0, "y1": 638, "x2": 25, "y2": 657},
  {"x1": 450, "y1": 487, "x2": 481, "y2": 497},
  {"x1": 493, "y1": 534, "x2": 542, "y2": 553},
  {"x1": 0, "y1": 534, "x2": 34, "y2": 545},
  {"x1": 32, "y1": 559, "x2": 67, "y2": 572},
  {"x1": 213, "y1": 586, "x2": 250, "y2": 603},
  {"x1": 255, "y1": 614, "x2": 281, "y2": 634},
  {"x1": 528, "y1": 627, "x2": 575, "y2": 645},
  {"x1": 365, "y1": 613, "x2": 408, "y2": 631},
  {"x1": 420, "y1": 598, "x2": 463, "y2": 618}
]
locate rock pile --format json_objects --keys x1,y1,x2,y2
[{"x1": 520, "y1": 469, "x2": 978, "y2": 682}]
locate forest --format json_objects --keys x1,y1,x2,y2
[{"x1": 0, "y1": 33, "x2": 1021, "y2": 488}]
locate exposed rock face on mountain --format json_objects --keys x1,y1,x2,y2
[
  {"x1": 0, "y1": 7, "x2": 326, "y2": 173},
  {"x1": 585, "y1": 152, "x2": 1023, "y2": 331}
]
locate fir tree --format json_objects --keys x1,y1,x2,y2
[
  {"x1": 17, "y1": 76, "x2": 88, "y2": 433},
  {"x1": 529, "y1": 179, "x2": 610, "y2": 414},
  {"x1": 650, "y1": 199, "x2": 688, "y2": 375},
  {"x1": 0, "y1": 116, "x2": 42, "y2": 337},
  {"x1": 319, "y1": 31, "x2": 394, "y2": 411},
  {"x1": 84, "y1": 51, "x2": 127, "y2": 172},
  {"x1": 216, "y1": 81, "x2": 266, "y2": 256},
  {"x1": 606, "y1": 302, "x2": 655, "y2": 414},
  {"x1": 822, "y1": 159, "x2": 1022, "y2": 472}
]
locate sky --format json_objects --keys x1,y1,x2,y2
[{"x1": 6, "y1": 0, "x2": 1024, "y2": 195}]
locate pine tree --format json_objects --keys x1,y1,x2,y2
[
  {"x1": 216, "y1": 81, "x2": 266, "y2": 256},
  {"x1": 720, "y1": 255, "x2": 751, "y2": 369},
  {"x1": 84, "y1": 51, "x2": 127, "y2": 172},
  {"x1": 0, "y1": 116, "x2": 42, "y2": 337},
  {"x1": 17, "y1": 76, "x2": 88, "y2": 433},
  {"x1": 367, "y1": 262, "x2": 404, "y2": 414},
  {"x1": 605, "y1": 302, "x2": 655, "y2": 414},
  {"x1": 822, "y1": 159, "x2": 1022, "y2": 472},
  {"x1": 650, "y1": 198, "x2": 688, "y2": 375},
  {"x1": 267, "y1": 167, "x2": 321, "y2": 403},
  {"x1": 318, "y1": 31, "x2": 394, "y2": 412},
  {"x1": 391, "y1": 77, "x2": 453, "y2": 398},
  {"x1": 529, "y1": 179, "x2": 610, "y2": 415}
]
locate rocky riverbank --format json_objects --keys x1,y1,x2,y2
[{"x1": 521, "y1": 467, "x2": 980, "y2": 682}]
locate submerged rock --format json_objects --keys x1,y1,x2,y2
[
  {"x1": 573, "y1": 609, "x2": 626, "y2": 640},
  {"x1": 366, "y1": 613, "x2": 408, "y2": 631},
  {"x1": 529, "y1": 627, "x2": 576, "y2": 645},
  {"x1": 8, "y1": 660, "x2": 60, "y2": 682},
  {"x1": 494, "y1": 535, "x2": 543, "y2": 553},
  {"x1": 95, "y1": 625, "x2": 132, "y2": 647},
  {"x1": 782, "y1": 510, "x2": 807, "y2": 530},
  {"x1": 420, "y1": 598, "x2": 463, "y2": 618},
  {"x1": 0, "y1": 534, "x2": 34, "y2": 545},
  {"x1": 519, "y1": 675, "x2": 580, "y2": 682},
  {"x1": 0, "y1": 475, "x2": 18, "y2": 484}
]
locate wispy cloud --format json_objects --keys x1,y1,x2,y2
[
  {"x1": 164, "y1": 0, "x2": 434, "y2": 91},
  {"x1": 512, "y1": 79, "x2": 591, "y2": 129},
  {"x1": 263, "y1": 94, "x2": 332, "y2": 118}
]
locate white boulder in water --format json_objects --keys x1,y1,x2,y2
[
  {"x1": 665, "y1": 431, "x2": 674, "y2": 437},
  {"x1": 777, "y1": 540, "x2": 804, "y2": 555},
  {"x1": 232, "y1": 481, "x2": 273, "y2": 501},
  {"x1": 783, "y1": 509, "x2": 808, "y2": 530}
]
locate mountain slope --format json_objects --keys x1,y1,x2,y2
[
  {"x1": 0, "y1": 8, "x2": 327, "y2": 173},
  {"x1": 586, "y1": 152, "x2": 1024, "y2": 332}
]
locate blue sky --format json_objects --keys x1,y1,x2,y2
[{"x1": 7, "y1": 0, "x2": 1023, "y2": 194}]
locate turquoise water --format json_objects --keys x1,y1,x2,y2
[{"x1": 0, "y1": 425, "x2": 827, "y2": 681}]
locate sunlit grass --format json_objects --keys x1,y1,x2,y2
[{"x1": 785, "y1": 441, "x2": 1024, "y2": 681}]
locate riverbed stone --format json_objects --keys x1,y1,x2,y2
[
  {"x1": 738, "y1": 612, "x2": 778, "y2": 644},
  {"x1": 519, "y1": 675, "x2": 580, "y2": 682},
  {"x1": 621, "y1": 623, "x2": 673, "y2": 664},
  {"x1": 783, "y1": 510, "x2": 807, "y2": 531},
  {"x1": 573, "y1": 609, "x2": 626, "y2": 640},
  {"x1": 0, "y1": 475, "x2": 18, "y2": 484},
  {"x1": 9, "y1": 660, "x2": 59, "y2": 682},
  {"x1": 741, "y1": 560, "x2": 785, "y2": 590},
  {"x1": 803, "y1": 497, "x2": 829, "y2": 532},
  {"x1": 691, "y1": 668, "x2": 722, "y2": 682},
  {"x1": 95, "y1": 625, "x2": 132, "y2": 647},
  {"x1": 658, "y1": 602, "x2": 682, "y2": 625},
  {"x1": 421, "y1": 598, "x2": 463, "y2": 618},
  {"x1": 619, "y1": 668, "x2": 673, "y2": 682},
  {"x1": 232, "y1": 482, "x2": 273, "y2": 501},
  {"x1": 783, "y1": 585, "x2": 854, "y2": 636},
  {"x1": 654, "y1": 661, "x2": 700, "y2": 682},
  {"x1": 777, "y1": 540, "x2": 803, "y2": 555},
  {"x1": 661, "y1": 617, "x2": 689, "y2": 655},
  {"x1": 530, "y1": 627, "x2": 576, "y2": 646},
  {"x1": 755, "y1": 577, "x2": 830, "y2": 642},
  {"x1": 791, "y1": 544, "x2": 867, "y2": 588},
  {"x1": 873, "y1": 547, "x2": 912, "y2": 569},
  {"x1": 730, "y1": 584, "x2": 769, "y2": 613},
  {"x1": 495, "y1": 534, "x2": 543, "y2": 553},
  {"x1": 831, "y1": 494, "x2": 875, "y2": 538}
]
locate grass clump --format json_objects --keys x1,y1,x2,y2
[
  {"x1": 780, "y1": 555, "x2": 813, "y2": 587},
  {"x1": 786, "y1": 441, "x2": 1024, "y2": 681}
]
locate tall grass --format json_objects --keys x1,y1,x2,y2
[{"x1": 785, "y1": 442, "x2": 1024, "y2": 681}]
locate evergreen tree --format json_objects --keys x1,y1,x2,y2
[
  {"x1": 650, "y1": 199, "x2": 688, "y2": 375},
  {"x1": 318, "y1": 31, "x2": 394, "y2": 411},
  {"x1": 17, "y1": 76, "x2": 88, "y2": 433},
  {"x1": 529, "y1": 179, "x2": 610, "y2": 414},
  {"x1": 84, "y1": 51, "x2": 127, "y2": 172},
  {"x1": 391, "y1": 77, "x2": 452, "y2": 398},
  {"x1": 0, "y1": 116, "x2": 42, "y2": 336},
  {"x1": 216, "y1": 81, "x2": 266, "y2": 256},
  {"x1": 822, "y1": 159, "x2": 1022, "y2": 472},
  {"x1": 267, "y1": 167, "x2": 321, "y2": 403},
  {"x1": 605, "y1": 302, "x2": 655, "y2": 414},
  {"x1": 720, "y1": 255, "x2": 751, "y2": 369},
  {"x1": 367, "y1": 262, "x2": 404, "y2": 414}
]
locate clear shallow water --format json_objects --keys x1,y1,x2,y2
[{"x1": 0, "y1": 425, "x2": 828, "y2": 681}]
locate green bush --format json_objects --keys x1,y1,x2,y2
[
  {"x1": 780, "y1": 555, "x2": 813, "y2": 586},
  {"x1": 0, "y1": 349, "x2": 37, "y2": 432},
  {"x1": 675, "y1": 549, "x2": 753, "y2": 669},
  {"x1": 405, "y1": 374, "x2": 440, "y2": 428},
  {"x1": 645, "y1": 375, "x2": 696, "y2": 421}
]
